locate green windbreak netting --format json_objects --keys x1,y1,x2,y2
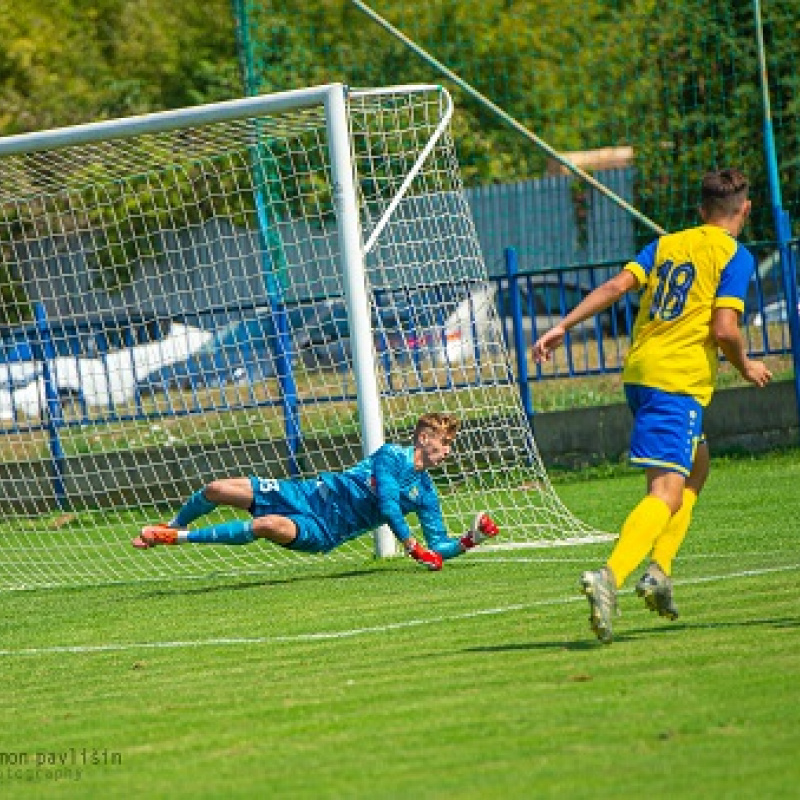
[{"x1": 232, "y1": 0, "x2": 799, "y2": 252}]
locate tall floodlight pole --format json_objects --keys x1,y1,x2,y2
[{"x1": 754, "y1": 0, "x2": 800, "y2": 436}]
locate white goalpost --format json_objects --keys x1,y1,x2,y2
[{"x1": 0, "y1": 83, "x2": 608, "y2": 590}]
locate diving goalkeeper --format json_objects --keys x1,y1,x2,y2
[{"x1": 132, "y1": 411, "x2": 499, "y2": 569}]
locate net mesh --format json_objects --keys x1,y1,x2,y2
[
  {"x1": 234, "y1": 0, "x2": 800, "y2": 249},
  {"x1": 0, "y1": 86, "x2": 607, "y2": 590}
]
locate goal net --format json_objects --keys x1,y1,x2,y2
[{"x1": 0, "y1": 83, "x2": 608, "y2": 590}]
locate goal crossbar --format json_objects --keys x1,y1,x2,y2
[{"x1": 0, "y1": 85, "x2": 347, "y2": 157}]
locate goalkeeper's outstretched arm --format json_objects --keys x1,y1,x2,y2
[{"x1": 419, "y1": 506, "x2": 500, "y2": 560}]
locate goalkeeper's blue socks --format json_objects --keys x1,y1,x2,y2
[
  {"x1": 185, "y1": 520, "x2": 255, "y2": 546},
  {"x1": 170, "y1": 489, "x2": 217, "y2": 528},
  {"x1": 168, "y1": 490, "x2": 254, "y2": 545}
]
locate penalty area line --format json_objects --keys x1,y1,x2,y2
[{"x1": 1, "y1": 562, "x2": 797, "y2": 658}]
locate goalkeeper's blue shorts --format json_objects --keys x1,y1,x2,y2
[
  {"x1": 248, "y1": 475, "x2": 348, "y2": 553},
  {"x1": 624, "y1": 384, "x2": 704, "y2": 477}
]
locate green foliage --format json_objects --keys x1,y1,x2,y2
[
  {"x1": 0, "y1": 0, "x2": 239, "y2": 132},
  {"x1": 0, "y1": 260, "x2": 29, "y2": 326},
  {"x1": 236, "y1": 0, "x2": 798, "y2": 241},
  {"x1": 0, "y1": 0, "x2": 243, "y2": 308},
  {"x1": 0, "y1": 0, "x2": 797, "y2": 312}
]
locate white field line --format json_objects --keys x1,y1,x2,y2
[{"x1": 1, "y1": 562, "x2": 797, "y2": 658}]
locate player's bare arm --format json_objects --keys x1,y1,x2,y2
[
  {"x1": 532, "y1": 269, "x2": 638, "y2": 363},
  {"x1": 712, "y1": 307, "x2": 772, "y2": 387}
]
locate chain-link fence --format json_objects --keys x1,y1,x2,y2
[
  {"x1": 232, "y1": 0, "x2": 800, "y2": 422},
  {"x1": 232, "y1": 0, "x2": 798, "y2": 251}
]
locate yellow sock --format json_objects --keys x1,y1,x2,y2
[
  {"x1": 650, "y1": 488, "x2": 698, "y2": 576},
  {"x1": 607, "y1": 495, "x2": 672, "y2": 587}
]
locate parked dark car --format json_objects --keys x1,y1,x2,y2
[{"x1": 135, "y1": 293, "x2": 438, "y2": 394}]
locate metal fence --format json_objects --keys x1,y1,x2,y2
[
  {"x1": 230, "y1": 0, "x2": 800, "y2": 420},
  {"x1": 2, "y1": 238, "x2": 798, "y2": 428}
]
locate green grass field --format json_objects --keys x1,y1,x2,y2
[{"x1": 1, "y1": 449, "x2": 799, "y2": 799}]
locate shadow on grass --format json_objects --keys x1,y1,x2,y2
[
  {"x1": 622, "y1": 615, "x2": 800, "y2": 636},
  {"x1": 464, "y1": 615, "x2": 800, "y2": 653},
  {"x1": 136, "y1": 553, "x2": 489, "y2": 598},
  {"x1": 139, "y1": 564, "x2": 404, "y2": 597}
]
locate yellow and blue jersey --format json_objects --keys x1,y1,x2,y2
[{"x1": 622, "y1": 224, "x2": 755, "y2": 406}]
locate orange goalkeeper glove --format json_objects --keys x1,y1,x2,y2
[
  {"x1": 406, "y1": 541, "x2": 443, "y2": 571},
  {"x1": 459, "y1": 512, "x2": 500, "y2": 549}
]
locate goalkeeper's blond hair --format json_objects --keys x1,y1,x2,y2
[{"x1": 413, "y1": 412, "x2": 460, "y2": 445}]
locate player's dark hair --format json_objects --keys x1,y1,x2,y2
[
  {"x1": 414, "y1": 412, "x2": 460, "y2": 443},
  {"x1": 700, "y1": 169, "x2": 749, "y2": 217}
]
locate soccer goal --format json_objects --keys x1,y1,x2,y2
[{"x1": 0, "y1": 83, "x2": 608, "y2": 590}]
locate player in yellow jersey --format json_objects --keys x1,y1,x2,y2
[{"x1": 532, "y1": 168, "x2": 772, "y2": 644}]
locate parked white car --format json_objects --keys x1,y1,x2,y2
[
  {"x1": 751, "y1": 299, "x2": 800, "y2": 327},
  {"x1": 434, "y1": 279, "x2": 630, "y2": 364},
  {"x1": 0, "y1": 323, "x2": 211, "y2": 420},
  {"x1": 745, "y1": 248, "x2": 800, "y2": 325},
  {"x1": 0, "y1": 358, "x2": 40, "y2": 390}
]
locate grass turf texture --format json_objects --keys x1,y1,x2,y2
[{"x1": 1, "y1": 449, "x2": 799, "y2": 799}]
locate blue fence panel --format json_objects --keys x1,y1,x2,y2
[
  {"x1": 466, "y1": 168, "x2": 636, "y2": 273},
  {"x1": 2, "y1": 249, "x2": 798, "y2": 429}
]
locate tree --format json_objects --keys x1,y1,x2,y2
[{"x1": 0, "y1": 0, "x2": 797, "y2": 325}]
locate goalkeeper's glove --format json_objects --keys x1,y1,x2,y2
[
  {"x1": 406, "y1": 541, "x2": 443, "y2": 571},
  {"x1": 459, "y1": 512, "x2": 500, "y2": 550}
]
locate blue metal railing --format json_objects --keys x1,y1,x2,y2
[
  {"x1": 499, "y1": 241, "x2": 800, "y2": 429},
  {"x1": 3, "y1": 242, "x2": 799, "y2": 507},
  {"x1": 4, "y1": 249, "x2": 797, "y2": 418}
]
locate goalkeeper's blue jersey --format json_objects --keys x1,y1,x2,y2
[{"x1": 317, "y1": 442, "x2": 448, "y2": 548}]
